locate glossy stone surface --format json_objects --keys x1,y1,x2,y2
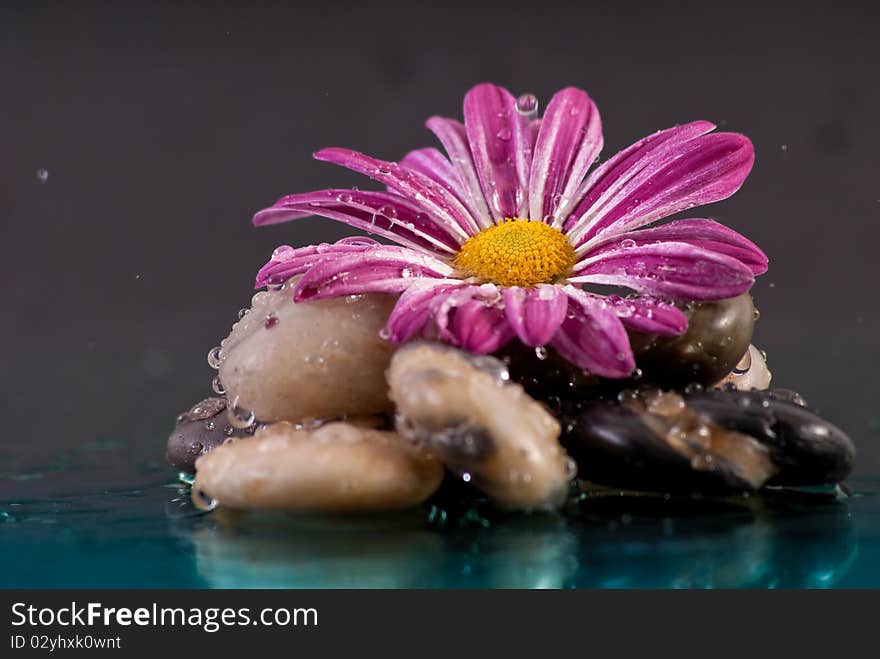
[
  {"x1": 388, "y1": 343, "x2": 572, "y2": 511},
  {"x1": 630, "y1": 293, "x2": 757, "y2": 388},
  {"x1": 219, "y1": 283, "x2": 397, "y2": 423},
  {"x1": 165, "y1": 397, "x2": 254, "y2": 473},
  {"x1": 561, "y1": 388, "x2": 854, "y2": 493},
  {"x1": 193, "y1": 421, "x2": 444, "y2": 513}
]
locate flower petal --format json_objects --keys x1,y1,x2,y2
[
  {"x1": 571, "y1": 242, "x2": 755, "y2": 300},
  {"x1": 255, "y1": 239, "x2": 379, "y2": 288},
  {"x1": 580, "y1": 218, "x2": 768, "y2": 275},
  {"x1": 313, "y1": 147, "x2": 480, "y2": 237},
  {"x1": 568, "y1": 130, "x2": 754, "y2": 247},
  {"x1": 551, "y1": 286, "x2": 635, "y2": 377},
  {"x1": 607, "y1": 295, "x2": 689, "y2": 336},
  {"x1": 292, "y1": 246, "x2": 453, "y2": 301},
  {"x1": 463, "y1": 83, "x2": 532, "y2": 221},
  {"x1": 399, "y1": 147, "x2": 465, "y2": 198},
  {"x1": 253, "y1": 189, "x2": 462, "y2": 255},
  {"x1": 385, "y1": 279, "x2": 464, "y2": 343},
  {"x1": 528, "y1": 87, "x2": 603, "y2": 226},
  {"x1": 502, "y1": 285, "x2": 569, "y2": 346},
  {"x1": 451, "y1": 299, "x2": 515, "y2": 353},
  {"x1": 433, "y1": 284, "x2": 514, "y2": 353},
  {"x1": 426, "y1": 117, "x2": 492, "y2": 230},
  {"x1": 563, "y1": 121, "x2": 715, "y2": 238}
]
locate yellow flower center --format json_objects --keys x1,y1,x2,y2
[{"x1": 453, "y1": 218, "x2": 576, "y2": 288}]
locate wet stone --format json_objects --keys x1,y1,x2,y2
[
  {"x1": 388, "y1": 342, "x2": 573, "y2": 511},
  {"x1": 562, "y1": 388, "x2": 854, "y2": 494},
  {"x1": 166, "y1": 397, "x2": 255, "y2": 473},
  {"x1": 218, "y1": 282, "x2": 397, "y2": 423},
  {"x1": 681, "y1": 388, "x2": 854, "y2": 486},
  {"x1": 192, "y1": 421, "x2": 444, "y2": 513},
  {"x1": 630, "y1": 293, "x2": 757, "y2": 388}
]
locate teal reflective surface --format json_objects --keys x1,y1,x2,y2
[{"x1": 1, "y1": 443, "x2": 878, "y2": 588}]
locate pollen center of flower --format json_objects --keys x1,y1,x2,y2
[{"x1": 453, "y1": 219, "x2": 575, "y2": 288}]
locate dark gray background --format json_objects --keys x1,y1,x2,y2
[{"x1": 1, "y1": 0, "x2": 878, "y2": 487}]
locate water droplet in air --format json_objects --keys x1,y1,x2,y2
[
  {"x1": 36, "y1": 169, "x2": 49, "y2": 183},
  {"x1": 461, "y1": 472, "x2": 472, "y2": 483},
  {"x1": 534, "y1": 346, "x2": 548, "y2": 360},
  {"x1": 620, "y1": 238, "x2": 637, "y2": 249},
  {"x1": 207, "y1": 346, "x2": 222, "y2": 369}
]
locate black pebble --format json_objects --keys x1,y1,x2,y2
[{"x1": 165, "y1": 397, "x2": 253, "y2": 473}]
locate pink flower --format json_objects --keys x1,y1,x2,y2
[{"x1": 253, "y1": 83, "x2": 767, "y2": 377}]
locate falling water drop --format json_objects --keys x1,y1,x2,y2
[
  {"x1": 36, "y1": 168, "x2": 49, "y2": 183},
  {"x1": 534, "y1": 346, "x2": 548, "y2": 360}
]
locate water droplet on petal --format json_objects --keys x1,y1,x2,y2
[
  {"x1": 515, "y1": 93, "x2": 539, "y2": 117},
  {"x1": 496, "y1": 127, "x2": 512, "y2": 141},
  {"x1": 336, "y1": 192, "x2": 353, "y2": 203},
  {"x1": 211, "y1": 374, "x2": 225, "y2": 395}
]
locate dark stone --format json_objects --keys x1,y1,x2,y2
[
  {"x1": 561, "y1": 387, "x2": 854, "y2": 494},
  {"x1": 629, "y1": 293, "x2": 756, "y2": 388},
  {"x1": 561, "y1": 401, "x2": 757, "y2": 494},
  {"x1": 682, "y1": 389, "x2": 855, "y2": 486},
  {"x1": 165, "y1": 397, "x2": 253, "y2": 473}
]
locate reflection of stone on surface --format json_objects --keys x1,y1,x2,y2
[
  {"x1": 166, "y1": 480, "x2": 859, "y2": 589},
  {"x1": 184, "y1": 506, "x2": 580, "y2": 589},
  {"x1": 565, "y1": 486, "x2": 858, "y2": 588},
  {"x1": 190, "y1": 510, "x2": 444, "y2": 588}
]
